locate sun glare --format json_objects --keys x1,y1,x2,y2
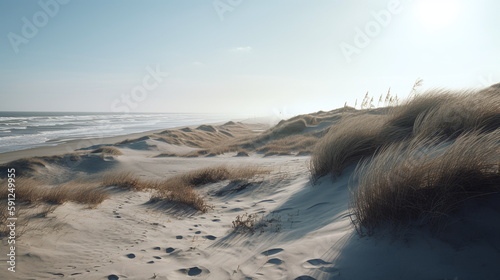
[{"x1": 415, "y1": 0, "x2": 461, "y2": 29}]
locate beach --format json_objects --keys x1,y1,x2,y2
[{"x1": 0, "y1": 87, "x2": 499, "y2": 280}]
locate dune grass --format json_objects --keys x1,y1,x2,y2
[
  {"x1": 102, "y1": 166, "x2": 270, "y2": 212},
  {"x1": 92, "y1": 146, "x2": 123, "y2": 155},
  {"x1": 0, "y1": 178, "x2": 109, "y2": 237},
  {"x1": 101, "y1": 171, "x2": 143, "y2": 190},
  {"x1": 257, "y1": 135, "x2": 318, "y2": 156},
  {"x1": 309, "y1": 88, "x2": 500, "y2": 234},
  {"x1": 0, "y1": 178, "x2": 109, "y2": 207},
  {"x1": 413, "y1": 91, "x2": 500, "y2": 139},
  {"x1": 310, "y1": 89, "x2": 500, "y2": 181},
  {"x1": 351, "y1": 131, "x2": 500, "y2": 234},
  {"x1": 150, "y1": 166, "x2": 270, "y2": 212},
  {"x1": 310, "y1": 114, "x2": 386, "y2": 180},
  {"x1": 0, "y1": 158, "x2": 47, "y2": 178}
]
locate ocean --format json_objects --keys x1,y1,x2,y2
[{"x1": 0, "y1": 112, "x2": 243, "y2": 154}]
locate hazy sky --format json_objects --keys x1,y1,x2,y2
[{"x1": 1, "y1": 0, "x2": 499, "y2": 116}]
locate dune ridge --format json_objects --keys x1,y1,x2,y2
[{"x1": 0, "y1": 85, "x2": 499, "y2": 279}]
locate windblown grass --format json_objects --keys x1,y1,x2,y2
[
  {"x1": 311, "y1": 89, "x2": 500, "y2": 181},
  {"x1": 102, "y1": 166, "x2": 270, "y2": 212},
  {"x1": 413, "y1": 91, "x2": 500, "y2": 139},
  {"x1": 0, "y1": 178, "x2": 109, "y2": 237},
  {"x1": 310, "y1": 115, "x2": 386, "y2": 180},
  {"x1": 0, "y1": 178, "x2": 109, "y2": 207},
  {"x1": 92, "y1": 146, "x2": 123, "y2": 155},
  {"x1": 351, "y1": 131, "x2": 500, "y2": 234},
  {"x1": 257, "y1": 135, "x2": 318, "y2": 156},
  {"x1": 310, "y1": 87, "x2": 500, "y2": 234},
  {"x1": 101, "y1": 171, "x2": 143, "y2": 190},
  {"x1": 150, "y1": 166, "x2": 270, "y2": 211},
  {"x1": 0, "y1": 158, "x2": 46, "y2": 178},
  {"x1": 153, "y1": 109, "x2": 349, "y2": 158}
]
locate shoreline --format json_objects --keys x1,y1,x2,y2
[{"x1": 0, "y1": 116, "x2": 274, "y2": 165}]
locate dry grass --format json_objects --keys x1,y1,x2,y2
[
  {"x1": 413, "y1": 91, "x2": 500, "y2": 139},
  {"x1": 157, "y1": 146, "x2": 250, "y2": 158},
  {"x1": 257, "y1": 135, "x2": 318, "y2": 156},
  {"x1": 102, "y1": 166, "x2": 270, "y2": 212},
  {"x1": 101, "y1": 171, "x2": 143, "y2": 190},
  {"x1": 351, "y1": 130, "x2": 500, "y2": 234},
  {"x1": 149, "y1": 178, "x2": 209, "y2": 212},
  {"x1": 378, "y1": 92, "x2": 453, "y2": 142},
  {"x1": 151, "y1": 166, "x2": 270, "y2": 212},
  {"x1": 152, "y1": 111, "x2": 348, "y2": 158},
  {"x1": 0, "y1": 178, "x2": 109, "y2": 207},
  {"x1": 311, "y1": 89, "x2": 500, "y2": 181},
  {"x1": 310, "y1": 114, "x2": 386, "y2": 180},
  {"x1": 44, "y1": 181, "x2": 109, "y2": 207},
  {"x1": 271, "y1": 118, "x2": 308, "y2": 136},
  {"x1": 0, "y1": 158, "x2": 46, "y2": 177},
  {"x1": 309, "y1": 88, "x2": 500, "y2": 235},
  {"x1": 0, "y1": 178, "x2": 109, "y2": 237},
  {"x1": 232, "y1": 213, "x2": 259, "y2": 233},
  {"x1": 92, "y1": 146, "x2": 123, "y2": 155}
]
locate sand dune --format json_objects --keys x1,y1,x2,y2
[{"x1": 0, "y1": 86, "x2": 499, "y2": 279}]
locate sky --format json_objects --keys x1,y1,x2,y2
[{"x1": 1, "y1": 0, "x2": 499, "y2": 117}]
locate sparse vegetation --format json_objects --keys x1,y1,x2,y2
[
  {"x1": 102, "y1": 166, "x2": 270, "y2": 212},
  {"x1": 0, "y1": 178, "x2": 109, "y2": 207},
  {"x1": 257, "y1": 135, "x2": 318, "y2": 156},
  {"x1": 92, "y1": 146, "x2": 123, "y2": 155},
  {"x1": 0, "y1": 158, "x2": 46, "y2": 177},
  {"x1": 232, "y1": 213, "x2": 259, "y2": 233},
  {"x1": 150, "y1": 109, "x2": 353, "y2": 158},
  {"x1": 151, "y1": 166, "x2": 270, "y2": 211},
  {"x1": 0, "y1": 178, "x2": 109, "y2": 237},
  {"x1": 101, "y1": 171, "x2": 143, "y2": 190}
]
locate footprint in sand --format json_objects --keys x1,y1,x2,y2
[
  {"x1": 265, "y1": 258, "x2": 283, "y2": 266},
  {"x1": 153, "y1": 256, "x2": 161, "y2": 259},
  {"x1": 166, "y1": 247, "x2": 175, "y2": 253},
  {"x1": 294, "y1": 276, "x2": 316, "y2": 280},
  {"x1": 125, "y1": 253, "x2": 136, "y2": 259},
  {"x1": 261, "y1": 248, "x2": 284, "y2": 256},
  {"x1": 176, "y1": 235, "x2": 183, "y2": 239},
  {"x1": 195, "y1": 231, "x2": 201, "y2": 234},
  {"x1": 212, "y1": 219, "x2": 221, "y2": 222},
  {"x1": 203, "y1": 235, "x2": 217, "y2": 240},
  {"x1": 107, "y1": 275, "x2": 120, "y2": 280},
  {"x1": 153, "y1": 247, "x2": 161, "y2": 250},
  {"x1": 303, "y1": 259, "x2": 339, "y2": 274},
  {"x1": 178, "y1": 266, "x2": 209, "y2": 276},
  {"x1": 147, "y1": 261, "x2": 154, "y2": 264},
  {"x1": 303, "y1": 259, "x2": 331, "y2": 267}
]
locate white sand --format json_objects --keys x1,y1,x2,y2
[{"x1": 1, "y1": 122, "x2": 499, "y2": 280}]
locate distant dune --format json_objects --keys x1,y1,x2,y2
[{"x1": 0, "y1": 85, "x2": 499, "y2": 280}]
